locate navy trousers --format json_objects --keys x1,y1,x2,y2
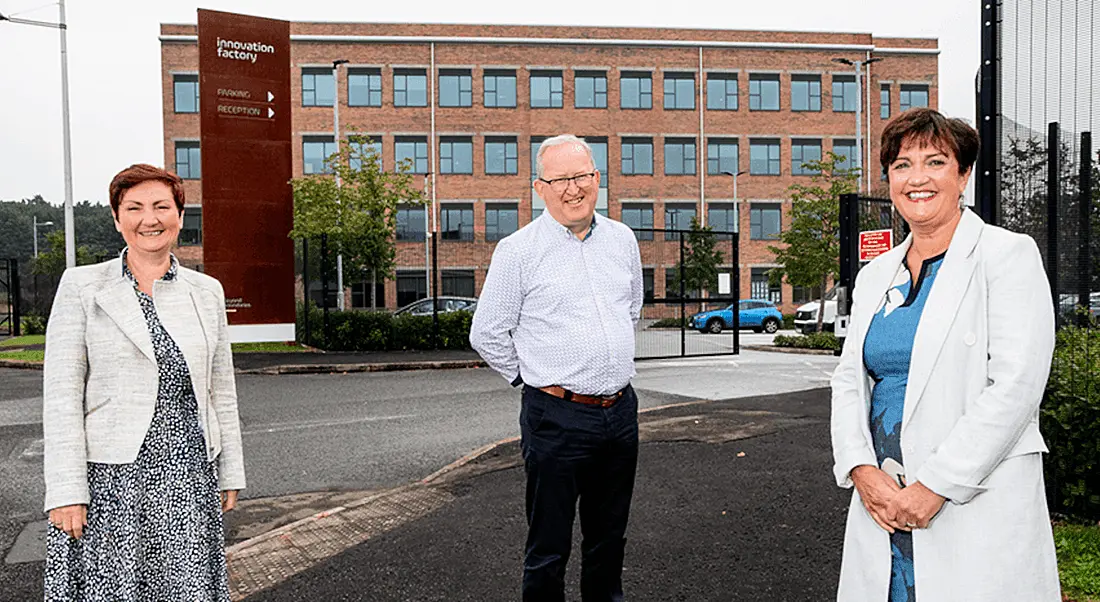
[{"x1": 519, "y1": 385, "x2": 640, "y2": 602}]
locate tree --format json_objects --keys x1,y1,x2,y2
[
  {"x1": 289, "y1": 136, "x2": 426, "y2": 309},
  {"x1": 670, "y1": 217, "x2": 726, "y2": 308},
  {"x1": 768, "y1": 152, "x2": 859, "y2": 332},
  {"x1": 32, "y1": 229, "x2": 98, "y2": 277}
]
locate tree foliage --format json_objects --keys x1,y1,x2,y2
[
  {"x1": 32, "y1": 229, "x2": 98, "y2": 277},
  {"x1": 670, "y1": 217, "x2": 727, "y2": 302},
  {"x1": 768, "y1": 152, "x2": 859, "y2": 330},
  {"x1": 289, "y1": 137, "x2": 427, "y2": 308}
]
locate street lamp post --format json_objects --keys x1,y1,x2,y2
[
  {"x1": 332, "y1": 59, "x2": 349, "y2": 310},
  {"x1": 721, "y1": 170, "x2": 747, "y2": 206},
  {"x1": 422, "y1": 173, "x2": 433, "y2": 299},
  {"x1": 831, "y1": 57, "x2": 882, "y2": 193},
  {"x1": 33, "y1": 217, "x2": 55, "y2": 257},
  {"x1": 1, "y1": 2, "x2": 77, "y2": 267}
]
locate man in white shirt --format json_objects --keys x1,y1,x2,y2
[{"x1": 470, "y1": 135, "x2": 643, "y2": 602}]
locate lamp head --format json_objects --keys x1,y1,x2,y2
[{"x1": 831, "y1": 57, "x2": 854, "y2": 66}]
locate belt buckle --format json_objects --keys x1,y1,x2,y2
[{"x1": 599, "y1": 397, "x2": 614, "y2": 408}]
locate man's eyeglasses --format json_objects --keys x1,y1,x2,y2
[{"x1": 538, "y1": 172, "x2": 596, "y2": 193}]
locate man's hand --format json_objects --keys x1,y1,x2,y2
[
  {"x1": 48, "y1": 505, "x2": 87, "y2": 539},
  {"x1": 221, "y1": 490, "x2": 239, "y2": 512},
  {"x1": 885, "y1": 481, "x2": 946, "y2": 530},
  {"x1": 850, "y1": 465, "x2": 902, "y2": 533}
]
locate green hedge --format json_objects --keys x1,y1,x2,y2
[
  {"x1": 650, "y1": 317, "x2": 689, "y2": 329},
  {"x1": 20, "y1": 314, "x2": 46, "y2": 335},
  {"x1": 1042, "y1": 317, "x2": 1100, "y2": 522},
  {"x1": 296, "y1": 302, "x2": 473, "y2": 351},
  {"x1": 773, "y1": 332, "x2": 840, "y2": 351},
  {"x1": 782, "y1": 314, "x2": 796, "y2": 330}
]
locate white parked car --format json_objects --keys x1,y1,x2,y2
[{"x1": 793, "y1": 287, "x2": 838, "y2": 334}]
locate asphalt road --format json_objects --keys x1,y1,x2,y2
[{"x1": 0, "y1": 347, "x2": 837, "y2": 596}]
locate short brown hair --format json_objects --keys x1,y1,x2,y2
[
  {"x1": 880, "y1": 108, "x2": 979, "y2": 176},
  {"x1": 109, "y1": 164, "x2": 185, "y2": 215}
]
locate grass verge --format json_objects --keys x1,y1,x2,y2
[
  {"x1": 230, "y1": 342, "x2": 310, "y2": 353},
  {"x1": 0, "y1": 335, "x2": 45, "y2": 347},
  {"x1": 0, "y1": 350, "x2": 45, "y2": 362},
  {"x1": 1056, "y1": 523, "x2": 1100, "y2": 602}
]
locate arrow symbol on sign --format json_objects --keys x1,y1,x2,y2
[
  {"x1": 267, "y1": 91, "x2": 274, "y2": 102},
  {"x1": 268, "y1": 107, "x2": 275, "y2": 118}
]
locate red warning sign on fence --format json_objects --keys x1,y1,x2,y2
[{"x1": 859, "y1": 229, "x2": 893, "y2": 262}]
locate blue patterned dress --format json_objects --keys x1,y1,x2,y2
[
  {"x1": 43, "y1": 253, "x2": 230, "y2": 601},
  {"x1": 863, "y1": 252, "x2": 945, "y2": 602}
]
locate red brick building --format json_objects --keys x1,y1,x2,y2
[{"x1": 159, "y1": 22, "x2": 937, "y2": 312}]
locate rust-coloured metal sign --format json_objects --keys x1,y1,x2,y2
[
  {"x1": 198, "y1": 9, "x2": 293, "y2": 342},
  {"x1": 859, "y1": 229, "x2": 894, "y2": 262}
]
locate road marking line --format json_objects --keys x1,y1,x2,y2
[{"x1": 243, "y1": 414, "x2": 417, "y2": 436}]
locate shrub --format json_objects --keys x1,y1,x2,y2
[
  {"x1": 782, "y1": 313, "x2": 796, "y2": 330},
  {"x1": 773, "y1": 332, "x2": 840, "y2": 351},
  {"x1": 296, "y1": 301, "x2": 474, "y2": 351},
  {"x1": 21, "y1": 314, "x2": 47, "y2": 335},
  {"x1": 1041, "y1": 316, "x2": 1100, "y2": 522},
  {"x1": 649, "y1": 317, "x2": 689, "y2": 329}
]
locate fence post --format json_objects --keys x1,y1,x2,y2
[
  {"x1": 11, "y1": 260, "x2": 21, "y2": 337},
  {"x1": 1079, "y1": 132, "x2": 1093, "y2": 320},
  {"x1": 302, "y1": 238, "x2": 311, "y2": 347},
  {"x1": 1047, "y1": 123, "x2": 1060, "y2": 321},
  {"x1": 431, "y1": 229, "x2": 439, "y2": 350},
  {"x1": 321, "y1": 233, "x2": 330, "y2": 344},
  {"x1": 679, "y1": 233, "x2": 686, "y2": 358},
  {"x1": 977, "y1": 0, "x2": 999, "y2": 225},
  {"x1": 732, "y1": 229, "x2": 740, "y2": 355}
]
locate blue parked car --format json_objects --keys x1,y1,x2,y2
[{"x1": 690, "y1": 299, "x2": 783, "y2": 334}]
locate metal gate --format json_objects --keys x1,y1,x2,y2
[
  {"x1": 835, "y1": 194, "x2": 906, "y2": 344},
  {"x1": 634, "y1": 227, "x2": 740, "y2": 360},
  {"x1": 0, "y1": 259, "x2": 20, "y2": 337}
]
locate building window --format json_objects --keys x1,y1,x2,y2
[
  {"x1": 642, "y1": 268, "x2": 655, "y2": 301},
  {"x1": 750, "y1": 203, "x2": 782, "y2": 240},
  {"x1": 749, "y1": 138, "x2": 781, "y2": 176},
  {"x1": 665, "y1": 268, "x2": 699, "y2": 299},
  {"x1": 484, "y1": 69, "x2": 517, "y2": 108},
  {"x1": 351, "y1": 280, "x2": 386, "y2": 309},
  {"x1": 439, "y1": 69, "x2": 473, "y2": 107},
  {"x1": 664, "y1": 138, "x2": 697, "y2": 176},
  {"x1": 706, "y1": 73, "x2": 738, "y2": 110},
  {"x1": 751, "y1": 267, "x2": 782, "y2": 303},
  {"x1": 530, "y1": 71, "x2": 563, "y2": 108},
  {"x1": 620, "y1": 71, "x2": 653, "y2": 109},
  {"x1": 394, "y1": 68, "x2": 428, "y2": 107},
  {"x1": 584, "y1": 137, "x2": 609, "y2": 189},
  {"x1": 575, "y1": 71, "x2": 608, "y2": 108},
  {"x1": 179, "y1": 206, "x2": 202, "y2": 246},
  {"x1": 749, "y1": 74, "x2": 780, "y2": 111},
  {"x1": 440, "y1": 137, "x2": 473, "y2": 174},
  {"x1": 302, "y1": 68, "x2": 335, "y2": 107},
  {"x1": 349, "y1": 137, "x2": 382, "y2": 171},
  {"x1": 173, "y1": 74, "x2": 199, "y2": 113},
  {"x1": 880, "y1": 83, "x2": 890, "y2": 119},
  {"x1": 303, "y1": 136, "x2": 337, "y2": 175},
  {"x1": 833, "y1": 139, "x2": 857, "y2": 172},
  {"x1": 899, "y1": 84, "x2": 929, "y2": 112},
  {"x1": 396, "y1": 271, "x2": 428, "y2": 308},
  {"x1": 663, "y1": 72, "x2": 695, "y2": 110},
  {"x1": 441, "y1": 270, "x2": 476, "y2": 297},
  {"x1": 832, "y1": 74, "x2": 857, "y2": 112},
  {"x1": 664, "y1": 203, "x2": 697, "y2": 241},
  {"x1": 707, "y1": 138, "x2": 739, "y2": 175},
  {"x1": 174, "y1": 141, "x2": 201, "y2": 180},
  {"x1": 621, "y1": 137, "x2": 654, "y2": 175},
  {"x1": 791, "y1": 74, "x2": 822, "y2": 112},
  {"x1": 395, "y1": 136, "x2": 429, "y2": 174},
  {"x1": 396, "y1": 205, "x2": 426, "y2": 241},
  {"x1": 485, "y1": 203, "x2": 519, "y2": 241},
  {"x1": 440, "y1": 203, "x2": 474, "y2": 241},
  {"x1": 348, "y1": 68, "x2": 382, "y2": 107},
  {"x1": 620, "y1": 203, "x2": 654, "y2": 241},
  {"x1": 707, "y1": 203, "x2": 738, "y2": 235},
  {"x1": 485, "y1": 137, "x2": 518, "y2": 175},
  {"x1": 792, "y1": 284, "x2": 822, "y2": 304},
  {"x1": 530, "y1": 136, "x2": 548, "y2": 180},
  {"x1": 791, "y1": 139, "x2": 822, "y2": 175}
]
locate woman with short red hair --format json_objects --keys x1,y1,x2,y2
[{"x1": 42, "y1": 164, "x2": 246, "y2": 601}]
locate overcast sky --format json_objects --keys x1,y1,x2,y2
[{"x1": 0, "y1": 0, "x2": 979, "y2": 205}]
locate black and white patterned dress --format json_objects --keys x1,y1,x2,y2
[{"x1": 44, "y1": 254, "x2": 230, "y2": 601}]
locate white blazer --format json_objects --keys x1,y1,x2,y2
[
  {"x1": 43, "y1": 257, "x2": 246, "y2": 512},
  {"x1": 830, "y1": 209, "x2": 1061, "y2": 601}
]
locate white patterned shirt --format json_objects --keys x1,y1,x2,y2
[{"x1": 470, "y1": 212, "x2": 643, "y2": 395}]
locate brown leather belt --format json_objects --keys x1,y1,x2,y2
[{"x1": 538, "y1": 385, "x2": 625, "y2": 408}]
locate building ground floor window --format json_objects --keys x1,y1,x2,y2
[
  {"x1": 396, "y1": 271, "x2": 428, "y2": 308},
  {"x1": 351, "y1": 279, "x2": 387, "y2": 309},
  {"x1": 750, "y1": 267, "x2": 782, "y2": 304},
  {"x1": 442, "y1": 270, "x2": 476, "y2": 298}
]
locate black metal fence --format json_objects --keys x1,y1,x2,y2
[
  {"x1": 296, "y1": 226, "x2": 743, "y2": 359},
  {"x1": 0, "y1": 259, "x2": 20, "y2": 337},
  {"x1": 836, "y1": 194, "x2": 905, "y2": 344}
]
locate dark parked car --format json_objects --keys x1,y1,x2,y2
[
  {"x1": 690, "y1": 299, "x2": 783, "y2": 334},
  {"x1": 394, "y1": 296, "x2": 478, "y2": 316}
]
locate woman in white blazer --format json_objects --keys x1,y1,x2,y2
[
  {"x1": 831, "y1": 109, "x2": 1060, "y2": 602},
  {"x1": 42, "y1": 164, "x2": 246, "y2": 601}
]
